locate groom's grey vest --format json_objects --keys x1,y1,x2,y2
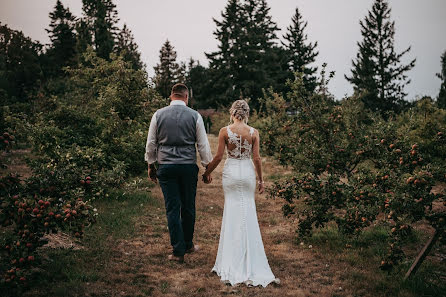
[{"x1": 156, "y1": 105, "x2": 199, "y2": 164}]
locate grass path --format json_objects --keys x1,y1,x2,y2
[{"x1": 17, "y1": 134, "x2": 445, "y2": 297}]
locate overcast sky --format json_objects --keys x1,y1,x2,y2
[{"x1": 1, "y1": 0, "x2": 445, "y2": 100}]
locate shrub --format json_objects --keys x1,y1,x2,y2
[
  {"x1": 0, "y1": 173, "x2": 96, "y2": 287},
  {"x1": 27, "y1": 48, "x2": 166, "y2": 200},
  {"x1": 263, "y1": 72, "x2": 446, "y2": 270}
]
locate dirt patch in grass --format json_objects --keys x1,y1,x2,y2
[{"x1": 1, "y1": 149, "x2": 32, "y2": 178}]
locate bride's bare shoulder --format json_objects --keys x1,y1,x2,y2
[{"x1": 219, "y1": 126, "x2": 228, "y2": 136}]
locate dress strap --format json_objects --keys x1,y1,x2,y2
[{"x1": 249, "y1": 127, "x2": 254, "y2": 136}]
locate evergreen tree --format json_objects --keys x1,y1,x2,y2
[
  {"x1": 75, "y1": 19, "x2": 92, "y2": 57},
  {"x1": 185, "y1": 58, "x2": 211, "y2": 108},
  {"x1": 0, "y1": 23, "x2": 42, "y2": 104},
  {"x1": 206, "y1": 0, "x2": 282, "y2": 109},
  {"x1": 46, "y1": 0, "x2": 77, "y2": 74},
  {"x1": 282, "y1": 7, "x2": 318, "y2": 93},
  {"x1": 206, "y1": 0, "x2": 242, "y2": 107},
  {"x1": 153, "y1": 40, "x2": 184, "y2": 98},
  {"x1": 115, "y1": 24, "x2": 143, "y2": 70},
  {"x1": 436, "y1": 50, "x2": 446, "y2": 109},
  {"x1": 240, "y1": 0, "x2": 281, "y2": 106},
  {"x1": 346, "y1": 0, "x2": 415, "y2": 115},
  {"x1": 82, "y1": 0, "x2": 119, "y2": 60}
]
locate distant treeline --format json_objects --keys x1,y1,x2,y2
[
  {"x1": 153, "y1": 0, "x2": 446, "y2": 115},
  {"x1": 0, "y1": 0, "x2": 142, "y2": 106},
  {"x1": 0, "y1": 0, "x2": 445, "y2": 116}
]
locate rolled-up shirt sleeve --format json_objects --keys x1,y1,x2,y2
[
  {"x1": 196, "y1": 114, "x2": 213, "y2": 167},
  {"x1": 144, "y1": 111, "x2": 158, "y2": 165}
]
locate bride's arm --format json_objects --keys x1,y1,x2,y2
[
  {"x1": 252, "y1": 129, "x2": 264, "y2": 194},
  {"x1": 203, "y1": 127, "x2": 226, "y2": 177}
]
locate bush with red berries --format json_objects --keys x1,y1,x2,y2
[
  {"x1": 0, "y1": 132, "x2": 15, "y2": 152},
  {"x1": 260, "y1": 72, "x2": 446, "y2": 271},
  {"x1": 0, "y1": 173, "x2": 96, "y2": 287}
]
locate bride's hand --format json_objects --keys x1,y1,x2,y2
[{"x1": 258, "y1": 181, "x2": 264, "y2": 194}]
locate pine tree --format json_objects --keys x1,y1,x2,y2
[
  {"x1": 115, "y1": 24, "x2": 143, "y2": 70},
  {"x1": 205, "y1": 0, "x2": 242, "y2": 107},
  {"x1": 154, "y1": 40, "x2": 184, "y2": 98},
  {"x1": 75, "y1": 19, "x2": 92, "y2": 56},
  {"x1": 346, "y1": 0, "x2": 415, "y2": 114},
  {"x1": 206, "y1": 0, "x2": 283, "y2": 109},
  {"x1": 239, "y1": 0, "x2": 281, "y2": 107},
  {"x1": 185, "y1": 58, "x2": 211, "y2": 108},
  {"x1": 82, "y1": 0, "x2": 119, "y2": 60},
  {"x1": 282, "y1": 7, "x2": 318, "y2": 93},
  {"x1": 0, "y1": 23, "x2": 42, "y2": 103},
  {"x1": 437, "y1": 50, "x2": 446, "y2": 109},
  {"x1": 46, "y1": 0, "x2": 77, "y2": 74}
]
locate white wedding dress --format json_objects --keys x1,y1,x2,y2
[{"x1": 211, "y1": 126, "x2": 279, "y2": 287}]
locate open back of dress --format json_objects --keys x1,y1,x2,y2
[{"x1": 226, "y1": 126, "x2": 254, "y2": 160}]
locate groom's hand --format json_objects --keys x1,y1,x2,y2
[{"x1": 148, "y1": 167, "x2": 157, "y2": 183}]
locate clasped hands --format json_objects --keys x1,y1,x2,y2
[{"x1": 202, "y1": 173, "x2": 212, "y2": 184}]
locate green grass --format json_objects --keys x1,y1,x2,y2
[
  {"x1": 267, "y1": 173, "x2": 285, "y2": 182},
  {"x1": 14, "y1": 177, "x2": 162, "y2": 297},
  {"x1": 304, "y1": 224, "x2": 446, "y2": 297}
]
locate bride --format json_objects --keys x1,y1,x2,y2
[{"x1": 202, "y1": 100, "x2": 280, "y2": 287}]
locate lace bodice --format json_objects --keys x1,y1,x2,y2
[{"x1": 226, "y1": 126, "x2": 255, "y2": 160}]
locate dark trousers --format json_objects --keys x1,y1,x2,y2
[{"x1": 157, "y1": 164, "x2": 199, "y2": 256}]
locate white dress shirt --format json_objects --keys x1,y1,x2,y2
[{"x1": 144, "y1": 100, "x2": 213, "y2": 167}]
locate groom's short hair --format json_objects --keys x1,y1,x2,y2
[{"x1": 171, "y1": 83, "x2": 189, "y2": 98}]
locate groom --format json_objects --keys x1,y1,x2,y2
[{"x1": 145, "y1": 83, "x2": 213, "y2": 263}]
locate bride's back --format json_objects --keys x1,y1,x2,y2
[{"x1": 225, "y1": 124, "x2": 255, "y2": 160}]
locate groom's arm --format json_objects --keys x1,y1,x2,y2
[
  {"x1": 196, "y1": 114, "x2": 212, "y2": 167},
  {"x1": 145, "y1": 111, "x2": 158, "y2": 166}
]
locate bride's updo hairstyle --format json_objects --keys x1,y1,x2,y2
[{"x1": 229, "y1": 99, "x2": 250, "y2": 123}]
